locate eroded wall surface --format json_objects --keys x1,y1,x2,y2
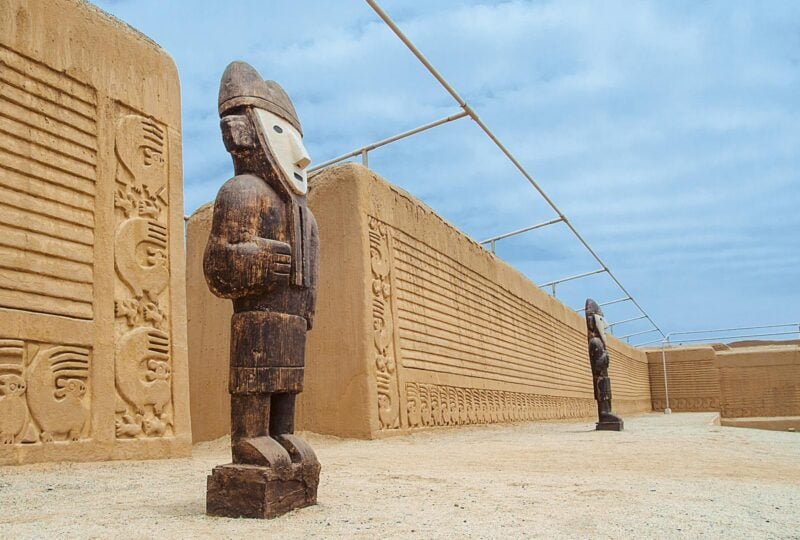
[
  {"x1": 716, "y1": 346, "x2": 800, "y2": 420},
  {"x1": 645, "y1": 346, "x2": 720, "y2": 412},
  {"x1": 187, "y1": 164, "x2": 651, "y2": 440},
  {"x1": 0, "y1": 0, "x2": 190, "y2": 464}
]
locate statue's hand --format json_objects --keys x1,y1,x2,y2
[{"x1": 265, "y1": 240, "x2": 292, "y2": 284}]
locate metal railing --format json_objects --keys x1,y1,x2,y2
[
  {"x1": 304, "y1": 0, "x2": 666, "y2": 341},
  {"x1": 646, "y1": 323, "x2": 800, "y2": 414}
]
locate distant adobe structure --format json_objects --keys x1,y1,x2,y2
[
  {"x1": 0, "y1": 0, "x2": 190, "y2": 464},
  {"x1": 187, "y1": 164, "x2": 653, "y2": 441}
]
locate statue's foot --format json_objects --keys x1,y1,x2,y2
[
  {"x1": 274, "y1": 433, "x2": 319, "y2": 466},
  {"x1": 210, "y1": 434, "x2": 321, "y2": 519},
  {"x1": 232, "y1": 436, "x2": 292, "y2": 471},
  {"x1": 596, "y1": 412, "x2": 624, "y2": 431}
]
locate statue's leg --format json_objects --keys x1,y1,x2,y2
[
  {"x1": 271, "y1": 391, "x2": 317, "y2": 465},
  {"x1": 231, "y1": 393, "x2": 291, "y2": 469},
  {"x1": 269, "y1": 392, "x2": 295, "y2": 436},
  {"x1": 231, "y1": 393, "x2": 270, "y2": 445}
]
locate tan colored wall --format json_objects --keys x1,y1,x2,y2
[
  {"x1": 187, "y1": 164, "x2": 651, "y2": 441},
  {"x1": 0, "y1": 0, "x2": 190, "y2": 464},
  {"x1": 715, "y1": 346, "x2": 800, "y2": 419},
  {"x1": 646, "y1": 346, "x2": 720, "y2": 411}
]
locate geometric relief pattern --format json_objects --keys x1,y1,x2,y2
[
  {"x1": 0, "y1": 338, "x2": 91, "y2": 445},
  {"x1": 405, "y1": 382, "x2": 596, "y2": 427},
  {"x1": 113, "y1": 113, "x2": 174, "y2": 439},
  {"x1": 369, "y1": 217, "x2": 401, "y2": 430},
  {"x1": 0, "y1": 44, "x2": 98, "y2": 320}
]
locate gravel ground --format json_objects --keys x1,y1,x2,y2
[{"x1": 0, "y1": 412, "x2": 798, "y2": 539}]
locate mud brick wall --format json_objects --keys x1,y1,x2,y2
[
  {"x1": 187, "y1": 164, "x2": 651, "y2": 440},
  {"x1": 645, "y1": 346, "x2": 720, "y2": 412},
  {"x1": 0, "y1": 0, "x2": 190, "y2": 464},
  {"x1": 715, "y1": 346, "x2": 800, "y2": 419}
]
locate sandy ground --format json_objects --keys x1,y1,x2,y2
[{"x1": 1, "y1": 412, "x2": 798, "y2": 539}]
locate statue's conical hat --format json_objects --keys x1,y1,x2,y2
[{"x1": 218, "y1": 61, "x2": 302, "y2": 136}]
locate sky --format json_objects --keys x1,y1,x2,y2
[{"x1": 92, "y1": 0, "x2": 800, "y2": 345}]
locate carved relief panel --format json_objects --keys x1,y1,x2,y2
[
  {"x1": 0, "y1": 0, "x2": 189, "y2": 465},
  {"x1": 113, "y1": 113, "x2": 175, "y2": 440},
  {"x1": 0, "y1": 338, "x2": 92, "y2": 446},
  {"x1": 369, "y1": 218, "x2": 403, "y2": 430}
]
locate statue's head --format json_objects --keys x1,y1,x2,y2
[
  {"x1": 218, "y1": 61, "x2": 311, "y2": 195},
  {"x1": 584, "y1": 298, "x2": 608, "y2": 344}
]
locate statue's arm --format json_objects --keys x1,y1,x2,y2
[
  {"x1": 305, "y1": 211, "x2": 320, "y2": 330},
  {"x1": 203, "y1": 176, "x2": 291, "y2": 299}
]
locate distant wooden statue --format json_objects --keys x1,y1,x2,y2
[
  {"x1": 203, "y1": 61, "x2": 320, "y2": 519},
  {"x1": 585, "y1": 299, "x2": 623, "y2": 431}
]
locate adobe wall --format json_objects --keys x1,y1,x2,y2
[
  {"x1": 187, "y1": 163, "x2": 652, "y2": 441},
  {"x1": 0, "y1": 0, "x2": 190, "y2": 464},
  {"x1": 715, "y1": 345, "x2": 800, "y2": 424},
  {"x1": 645, "y1": 346, "x2": 720, "y2": 412}
]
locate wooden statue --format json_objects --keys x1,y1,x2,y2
[
  {"x1": 203, "y1": 61, "x2": 320, "y2": 519},
  {"x1": 585, "y1": 299, "x2": 624, "y2": 431}
]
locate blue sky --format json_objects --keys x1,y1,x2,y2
[{"x1": 93, "y1": 0, "x2": 799, "y2": 344}]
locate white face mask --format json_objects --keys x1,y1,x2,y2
[
  {"x1": 254, "y1": 108, "x2": 311, "y2": 195},
  {"x1": 593, "y1": 313, "x2": 609, "y2": 342}
]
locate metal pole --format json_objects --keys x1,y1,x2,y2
[
  {"x1": 479, "y1": 217, "x2": 563, "y2": 246},
  {"x1": 665, "y1": 323, "x2": 800, "y2": 337},
  {"x1": 660, "y1": 335, "x2": 672, "y2": 414},
  {"x1": 361, "y1": 149, "x2": 368, "y2": 167},
  {"x1": 617, "y1": 328, "x2": 660, "y2": 340},
  {"x1": 539, "y1": 268, "x2": 606, "y2": 289},
  {"x1": 308, "y1": 110, "x2": 468, "y2": 173},
  {"x1": 576, "y1": 297, "x2": 631, "y2": 312},
  {"x1": 609, "y1": 315, "x2": 647, "y2": 330},
  {"x1": 490, "y1": 240, "x2": 496, "y2": 254},
  {"x1": 365, "y1": 0, "x2": 665, "y2": 340}
]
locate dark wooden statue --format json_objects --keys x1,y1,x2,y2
[
  {"x1": 585, "y1": 299, "x2": 624, "y2": 431},
  {"x1": 203, "y1": 61, "x2": 320, "y2": 519}
]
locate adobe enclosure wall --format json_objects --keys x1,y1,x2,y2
[
  {"x1": 187, "y1": 164, "x2": 651, "y2": 441},
  {"x1": 645, "y1": 346, "x2": 720, "y2": 412},
  {"x1": 0, "y1": 0, "x2": 190, "y2": 464},
  {"x1": 715, "y1": 346, "x2": 800, "y2": 425}
]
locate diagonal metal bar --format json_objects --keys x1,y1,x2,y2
[
  {"x1": 365, "y1": 0, "x2": 665, "y2": 339},
  {"x1": 308, "y1": 111, "x2": 468, "y2": 174}
]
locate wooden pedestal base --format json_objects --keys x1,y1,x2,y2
[
  {"x1": 596, "y1": 419, "x2": 624, "y2": 431},
  {"x1": 206, "y1": 459, "x2": 320, "y2": 519}
]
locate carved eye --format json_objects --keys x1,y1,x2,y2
[{"x1": 273, "y1": 125, "x2": 283, "y2": 134}]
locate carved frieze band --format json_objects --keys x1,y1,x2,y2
[
  {"x1": 369, "y1": 217, "x2": 401, "y2": 430},
  {"x1": 405, "y1": 382, "x2": 596, "y2": 427},
  {"x1": 651, "y1": 398, "x2": 719, "y2": 411},
  {"x1": 113, "y1": 114, "x2": 174, "y2": 439},
  {"x1": 0, "y1": 338, "x2": 92, "y2": 445}
]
